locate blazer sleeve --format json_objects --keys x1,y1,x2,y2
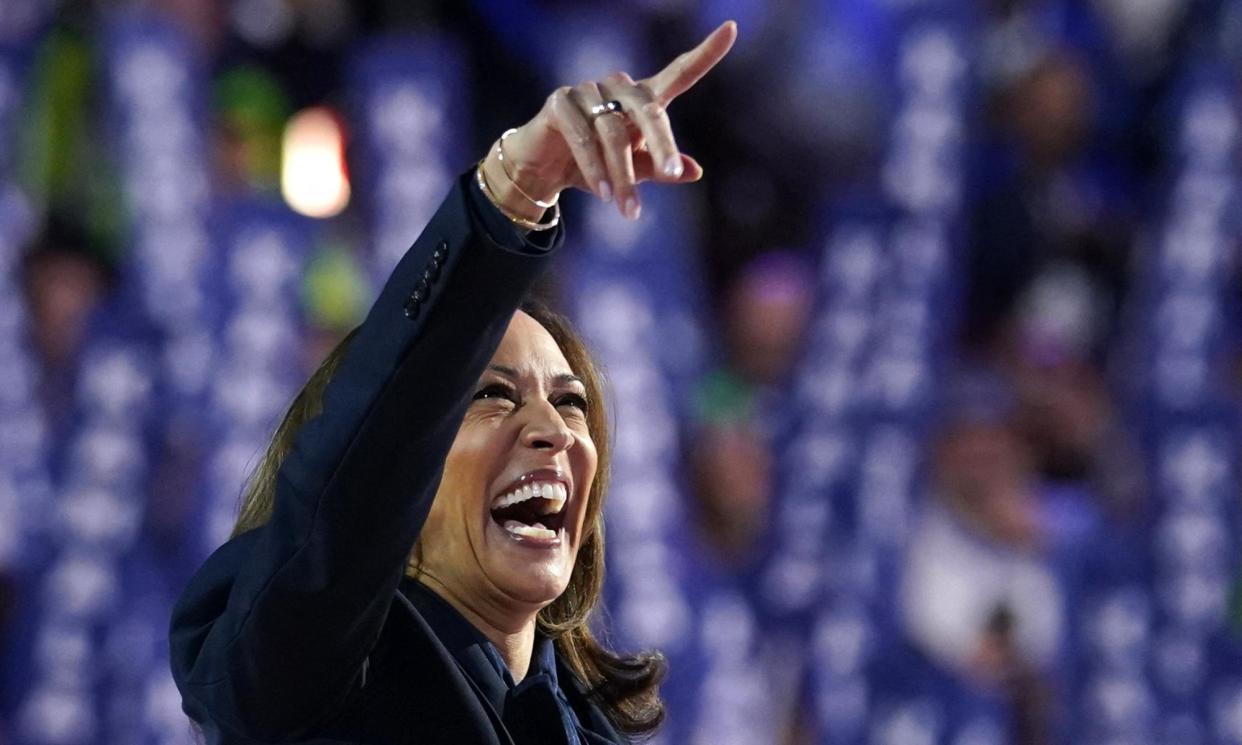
[{"x1": 169, "y1": 170, "x2": 564, "y2": 740}]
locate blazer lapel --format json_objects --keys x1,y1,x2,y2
[
  {"x1": 448, "y1": 644, "x2": 517, "y2": 745},
  {"x1": 387, "y1": 591, "x2": 511, "y2": 744}
]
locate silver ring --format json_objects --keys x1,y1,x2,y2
[{"x1": 588, "y1": 100, "x2": 624, "y2": 120}]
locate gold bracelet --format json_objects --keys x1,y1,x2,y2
[
  {"x1": 495, "y1": 128, "x2": 560, "y2": 209},
  {"x1": 475, "y1": 163, "x2": 560, "y2": 232}
]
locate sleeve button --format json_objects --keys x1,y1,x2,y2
[
  {"x1": 411, "y1": 286, "x2": 429, "y2": 303},
  {"x1": 402, "y1": 296, "x2": 421, "y2": 319},
  {"x1": 432, "y1": 241, "x2": 448, "y2": 264},
  {"x1": 423, "y1": 265, "x2": 440, "y2": 283}
]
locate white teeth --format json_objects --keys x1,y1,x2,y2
[
  {"x1": 539, "y1": 485, "x2": 566, "y2": 515},
  {"x1": 503, "y1": 520, "x2": 557, "y2": 540},
  {"x1": 492, "y1": 481, "x2": 568, "y2": 513}
]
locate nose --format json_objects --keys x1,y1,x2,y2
[{"x1": 519, "y1": 399, "x2": 576, "y2": 453}]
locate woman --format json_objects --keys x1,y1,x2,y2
[{"x1": 169, "y1": 22, "x2": 738, "y2": 745}]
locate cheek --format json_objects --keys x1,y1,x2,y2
[
  {"x1": 430, "y1": 425, "x2": 507, "y2": 527},
  {"x1": 456, "y1": 415, "x2": 514, "y2": 473},
  {"x1": 570, "y1": 437, "x2": 599, "y2": 531}
]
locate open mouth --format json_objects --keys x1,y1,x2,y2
[{"x1": 489, "y1": 481, "x2": 568, "y2": 541}]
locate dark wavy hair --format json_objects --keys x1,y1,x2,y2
[{"x1": 230, "y1": 298, "x2": 666, "y2": 737}]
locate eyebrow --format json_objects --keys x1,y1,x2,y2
[{"x1": 487, "y1": 364, "x2": 584, "y2": 387}]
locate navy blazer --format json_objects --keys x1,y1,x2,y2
[{"x1": 169, "y1": 173, "x2": 624, "y2": 744}]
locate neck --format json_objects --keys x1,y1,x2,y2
[{"x1": 419, "y1": 574, "x2": 540, "y2": 682}]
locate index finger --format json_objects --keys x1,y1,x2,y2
[{"x1": 643, "y1": 20, "x2": 737, "y2": 106}]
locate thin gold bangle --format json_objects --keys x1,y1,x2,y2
[
  {"x1": 495, "y1": 128, "x2": 560, "y2": 209},
  {"x1": 475, "y1": 163, "x2": 560, "y2": 232}
]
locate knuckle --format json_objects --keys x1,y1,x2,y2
[
  {"x1": 597, "y1": 121, "x2": 627, "y2": 143},
  {"x1": 550, "y1": 86, "x2": 571, "y2": 104}
]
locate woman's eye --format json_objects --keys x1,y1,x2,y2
[
  {"x1": 473, "y1": 384, "x2": 517, "y2": 404},
  {"x1": 554, "y1": 393, "x2": 590, "y2": 413}
]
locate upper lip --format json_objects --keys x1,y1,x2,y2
[{"x1": 491, "y1": 468, "x2": 572, "y2": 506}]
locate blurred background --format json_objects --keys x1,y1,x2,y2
[{"x1": 1, "y1": 0, "x2": 1242, "y2": 743}]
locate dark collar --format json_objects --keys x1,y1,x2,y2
[
  {"x1": 400, "y1": 581, "x2": 558, "y2": 686},
  {"x1": 400, "y1": 578, "x2": 618, "y2": 744}
]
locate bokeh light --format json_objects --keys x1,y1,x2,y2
[{"x1": 280, "y1": 106, "x2": 349, "y2": 218}]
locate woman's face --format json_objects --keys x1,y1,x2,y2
[{"x1": 418, "y1": 311, "x2": 598, "y2": 616}]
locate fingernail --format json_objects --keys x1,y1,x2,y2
[
  {"x1": 599, "y1": 181, "x2": 612, "y2": 202},
  {"x1": 624, "y1": 197, "x2": 641, "y2": 220},
  {"x1": 664, "y1": 156, "x2": 683, "y2": 178}
]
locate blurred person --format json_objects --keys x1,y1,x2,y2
[
  {"x1": 19, "y1": 217, "x2": 114, "y2": 436},
  {"x1": 170, "y1": 23, "x2": 737, "y2": 744},
  {"x1": 1009, "y1": 348, "x2": 1144, "y2": 522},
  {"x1": 899, "y1": 374, "x2": 1075, "y2": 742},
  {"x1": 721, "y1": 250, "x2": 816, "y2": 389},
  {"x1": 1008, "y1": 52, "x2": 1093, "y2": 170},
  {"x1": 6, "y1": 218, "x2": 112, "y2": 741},
  {"x1": 689, "y1": 250, "x2": 814, "y2": 567},
  {"x1": 990, "y1": 267, "x2": 1146, "y2": 522},
  {"x1": 968, "y1": 50, "x2": 1132, "y2": 355},
  {"x1": 211, "y1": 66, "x2": 291, "y2": 196},
  {"x1": 690, "y1": 421, "x2": 772, "y2": 567},
  {"x1": 979, "y1": 0, "x2": 1195, "y2": 176}
]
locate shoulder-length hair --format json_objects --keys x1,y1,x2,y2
[{"x1": 230, "y1": 298, "x2": 666, "y2": 737}]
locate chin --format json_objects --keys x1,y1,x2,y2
[
  {"x1": 492, "y1": 562, "x2": 573, "y2": 606},
  {"x1": 480, "y1": 508, "x2": 580, "y2": 606}
]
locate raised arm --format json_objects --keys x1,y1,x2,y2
[
  {"x1": 169, "y1": 22, "x2": 736, "y2": 742},
  {"x1": 170, "y1": 174, "x2": 562, "y2": 739}
]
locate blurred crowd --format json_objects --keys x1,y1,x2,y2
[{"x1": 2, "y1": 1, "x2": 1242, "y2": 744}]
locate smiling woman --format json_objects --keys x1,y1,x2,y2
[
  {"x1": 170, "y1": 22, "x2": 738, "y2": 744},
  {"x1": 223, "y1": 301, "x2": 662, "y2": 741},
  {"x1": 420, "y1": 308, "x2": 600, "y2": 617}
]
